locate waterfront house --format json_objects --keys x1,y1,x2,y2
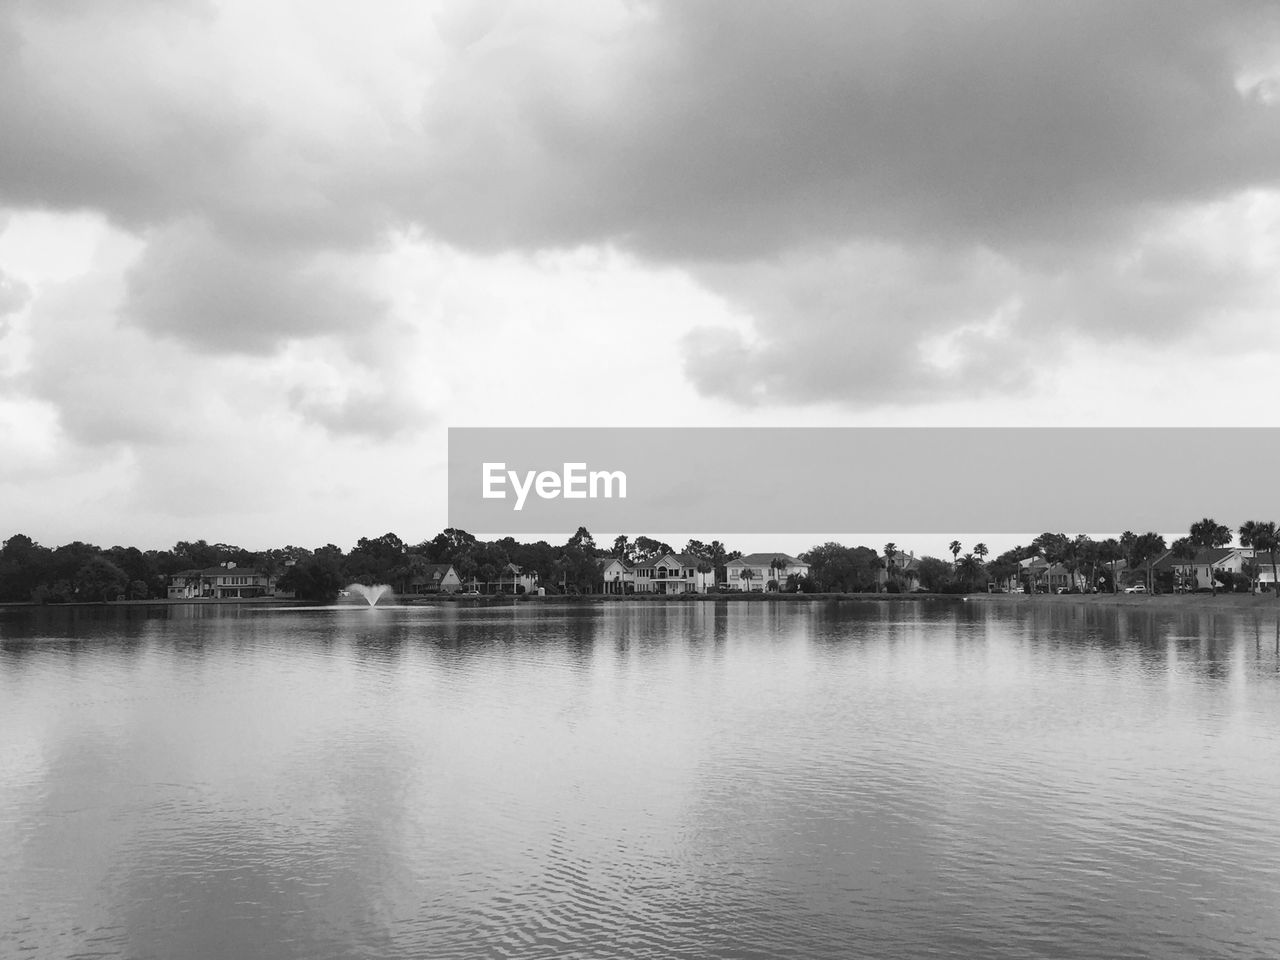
[
  {"x1": 410, "y1": 563, "x2": 463, "y2": 594},
  {"x1": 725, "y1": 553, "x2": 811, "y2": 591},
  {"x1": 632, "y1": 552, "x2": 714, "y2": 594},
  {"x1": 877, "y1": 550, "x2": 922, "y2": 592},
  {"x1": 167, "y1": 562, "x2": 276, "y2": 599},
  {"x1": 598, "y1": 557, "x2": 631, "y2": 594},
  {"x1": 1018, "y1": 557, "x2": 1082, "y2": 593},
  {"x1": 495, "y1": 562, "x2": 538, "y2": 595},
  {"x1": 1155, "y1": 547, "x2": 1255, "y2": 591}
]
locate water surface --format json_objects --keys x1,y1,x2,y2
[{"x1": 3, "y1": 599, "x2": 1279, "y2": 959}]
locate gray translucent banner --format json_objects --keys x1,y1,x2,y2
[{"x1": 448, "y1": 428, "x2": 1280, "y2": 534}]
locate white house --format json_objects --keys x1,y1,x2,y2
[
  {"x1": 167, "y1": 562, "x2": 276, "y2": 599},
  {"x1": 631, "y1": 553, "x2": 714, "y2": 594},
  {"x1": 1160, "y1": 547, "x2": 1255, "y2": 591},
  {"x1": 724, "y1": 553, "x2": 810, "y2": 591},
  {"x1": 494, "y1": 562, "x2": 538, "y2": 595},
  {"x1": 598, "y1": 557, "x2": 631, "y2": 594},
  {"x1": 411, "y1": 563, "x2": 463, "y2": 594}
]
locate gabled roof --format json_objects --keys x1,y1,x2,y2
[
  {"x1": 633, "y1": 552, "x2": 702, "y2": 569},
  {"x1": 598, "y1": 556, "x2": 630, "y2": 570},
  {"x1": 727, "y1": 552, "x2": 807, "y2": 567},
  {"x1": 883, "y1": 551, "x2": 919, "y2": 571},
  {"x1": 421, "y1": 563, "x2": 457, "y2": 579},
  {"x1": 172, "y1": 566, "x2": 267, "y2": 579},
  {"x1": 1156, "y1": 547, "x2": 1244, "y2": 568}
]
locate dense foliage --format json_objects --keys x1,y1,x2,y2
[{"x1": 3, "y1": 515, "x2": 1277, "y2": 603}]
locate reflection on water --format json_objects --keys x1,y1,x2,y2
[{"x1": 3, "y1": 600, "x2": 1280, "y2": 959}]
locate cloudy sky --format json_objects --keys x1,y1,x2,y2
[{"x1": 2, "y1": 0, "x2": 1279, "y2": 556}]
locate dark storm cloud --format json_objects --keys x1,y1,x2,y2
[
  {"x1": 2, "y1": 0, "x2": 1278, "y2": 413},
  {"x1": 410, "y1": 0, "x2": 1280, "y2": 405},
  {"x1": 0, "y1": 0, "x2": 392, "y2": 365},
  {"x1": 414, "y1": 1, "x2": 1280, "y2": 256}
]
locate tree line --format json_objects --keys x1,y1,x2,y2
[{"x1": 1, "y1": 516, "x2": 1276, "y2": 604}]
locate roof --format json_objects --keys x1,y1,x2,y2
[
  {"x1": 597, "y1": 556, "x2": 630, "y2": 570},
  {"x1": 1155, "y1": 547, "x2": 1245, "y2": 568},
  {"x1": 421, "y1": 563, "x2": 457, "y2": 579},
  {"x1": 727, "y1": 553, "x2": 807, "y2": 567},
  {"x1": 171, "y1": 566, "x2": 267, "y2": 579},
  {"x1": 632, "y1": 552, "x2": 704, "y2": 569}
]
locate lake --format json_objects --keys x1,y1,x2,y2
[{"x1": 2, "y1": 599, "x2": 1279, "y2": 959}]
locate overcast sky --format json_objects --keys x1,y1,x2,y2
[{"x1": 2, "y1": 0, "x2": 1279, "y2": 557}]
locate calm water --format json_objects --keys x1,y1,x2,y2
[{"x1": 2, "y1": 599, "x2": 1280, "y2": 960}]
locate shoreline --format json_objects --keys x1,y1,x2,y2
[{"x1": 5, "y1": 592, "x2": 1279, "y2": 615}]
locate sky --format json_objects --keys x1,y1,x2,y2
[{"x1": 2, "y1": 0, "x2": 1279, "y2": 559}]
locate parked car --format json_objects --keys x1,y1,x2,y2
[{"x1": 1124, "y1": 584, "x2": 1147, "y2": 594}]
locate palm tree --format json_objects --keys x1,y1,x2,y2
[
  {"x1": 957, "y1": 553, "x2": 983, "y2": 590},
  {"x1": 1170, "y1": 537, "x2": 1198, "y2": 592},
  {"x1": 769, "y1": 556, "x2": 786, "y2": 591},
  {"x1": 949, "y1": 540, "x2": 962, "y2": 569},
  {"x1": 1131, "y1": 532, "x2": 1167, "y2": 594},
  {"x1": 738, "y1": 566, "x2": 755, "y2": 592},
  {"x1": 882, "y1": 543, "x2": 897, "y2": 593},
  {"x1": 1189, "y1": 517, "x2": 1231, "y2": 596},
  {"x1": 1240, "y1": 521, "x2": 1279, "y2": 599}
]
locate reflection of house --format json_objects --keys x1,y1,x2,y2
[
  {"x1": 598, "y1": 557, "x2": 631, "y2": 594},
  {"x1": 877, "y1": 551, "x2": 921, "y2": 591},
  {"x1": 632, "y1": 553, "x2": 714, "y2": 594},
  {"x1": 168, "y1": 563, "x2": 276, "y2": 599},
  {"x1": 725, "y1": 553, "x2": 810, "y2": 591},
  {"x1": 410, "y1": 563, "x2": 462, "y2": 594}
]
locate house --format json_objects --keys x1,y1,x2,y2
[
  {"x1": 1155, "y1": 547, "x2": 1255, "y2": 591},
  {"x1": 167, "y1": 562, "x2": 276, "y2": 599},
  {"x1": 597, "y1": 557, "x2": 631, "y2": 594},
  {"x1": 494, "y1": 562, "x2": 538, "y2": 595},
  {"x1": 410, "y1": 563, "x2": 462, "y2": 594},
  {"x1": 877, "y1": 550, "x2": 922, "y2": 591},
  {"x1": 1018, "y1": 556, "x2": 1082, "y2": 593},
  {"x1": 631, "y1": 552, "x2": 714, "y2": 594},
  {"x1": 725, "y1": 553, "x2": 811, "y2": 591}
]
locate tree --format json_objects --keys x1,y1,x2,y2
[
  {"x1": 74, "y1": 557, "x2": 129, "y2": 602},
  {"x1": 882, "y1": 543, "x2": 898, "y2": 593},
  {"x1": 278, "y1": 555, "x2": 344, "y2": 602},
  {"x1": 1129, "y1": 532, "x2": 1167, "y2": 593},
  {"x1": 566, "y1": 526, "x2": 596, "y2": 553},
  {"x1": 1170, "y1": 536, "x2": 1198, "y2": 592},
  {"x1": 634, "y1": 536, "x2": 673, "y2": 561},
  {"x1": 1239, "y1": 520, "x2": 1279, "y2": 599},
  {"x1": 769, "y1": 556, "x2": 786, "y2": 590},
  {"x1": 1031, "y1": 532, "x2": 1069, "y2": 593},
  {"x1": 1188, "y1": 517, "x2": 1231, "y2": 596},
  {"x1": 949, "y1": 540, "x2": 962, "y2": 568},
  {"x1": 738, "y1": 566, "x2": 755, "y2": 591},
  {"x1": 973, "y1": 543, "x2": 989, "y2": 563},
  {"x1": 801, "y1": 543, "x2": 879, "y2": 592},
  {"x1": 916, "y1": 556, "x2": 953, "y2": 592},
  {"x1": 956, "y1": 553, "x2": 985, "y2": 590},
  {"x1": 1097, "y1": 538, "x2": 1123, "y2": 593}
]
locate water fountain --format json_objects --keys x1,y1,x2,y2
[{"x1": 346, "y1": 583, "x2": 393, "y2": 606}]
